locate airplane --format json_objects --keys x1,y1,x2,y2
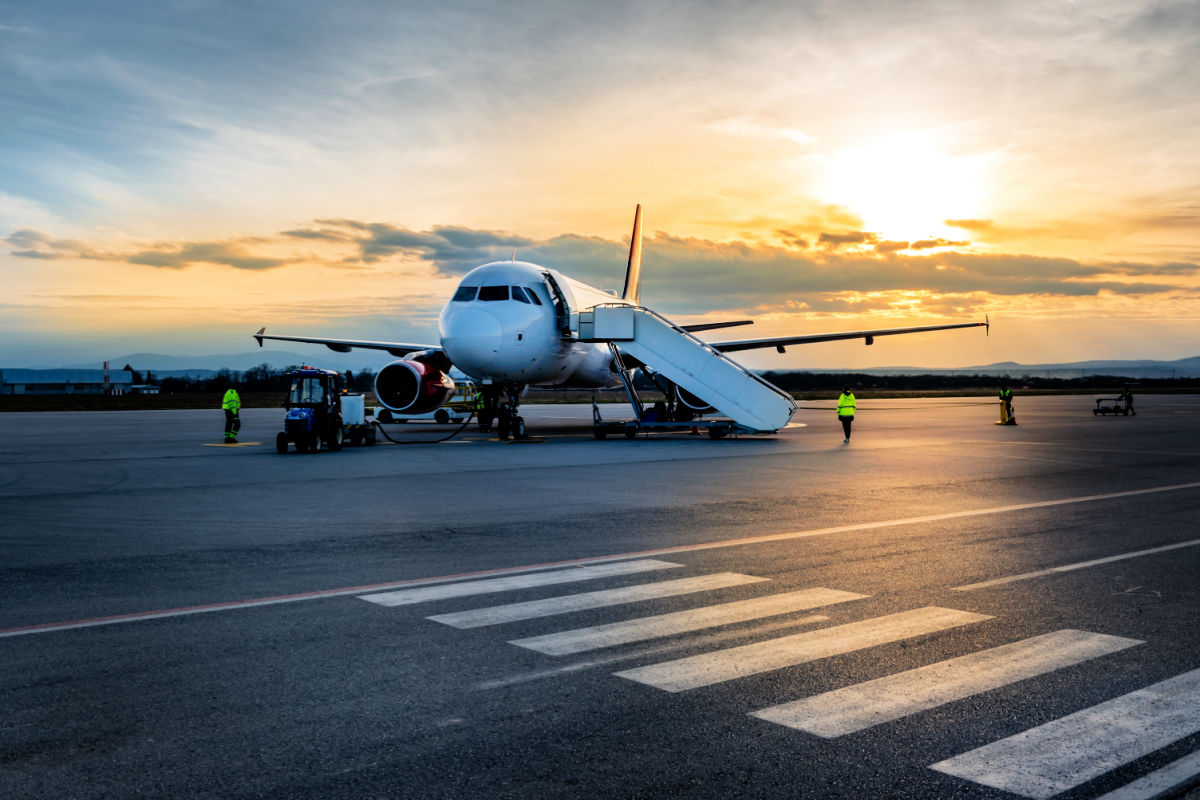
[{"x1": 254, "y1": 206, "x2": 988, "y2": 439}]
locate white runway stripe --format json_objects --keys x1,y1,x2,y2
[
  {"x1": 510, "y1": 588, "x2": 867, "y2": 656},
  {"x1": 615, "y1": 606, "x2": 991, "y2": 692},
  {"x1": 427, "y1": 573, "x2": 769, "y2": 629},
  {"x1": 953, "y1": 538, "x2": 1200, "y2": 591},
  {"x1": 357, "y1": 559, "x2": 682, "y2": 607},
  {"x1": 1092, "y1": 750, "x2": 1200, "y2": 800},
  {"x1": 931, "y1": 666, "x2": 1200, "y2": 799},
  {"x1": 752, "y1": 629, "x2": 1142, "y2": 737}
]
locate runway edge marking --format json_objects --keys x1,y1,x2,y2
[{"x1": 6, "y1": 480, "x2": 1200, "y2": 638}]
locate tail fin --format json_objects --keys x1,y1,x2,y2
[{"x1": 621, "y1": 204, "x2": 643, "y2": 305}]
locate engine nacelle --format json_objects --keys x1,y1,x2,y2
[
  {"x1": 675, "y1": 385, "x2": 714, "y2": 413},
  {"x1": 374, "y1": 359, "x2": 455, "y2": 413}
]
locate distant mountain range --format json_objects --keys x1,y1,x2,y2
[
  {"x1": 39, "y1": 351, "x2": 1200, "y2": 380},
  {"x1": 793, "y1": 355, "x2": 1200, "y2": 379},
  {"x1": 61, "y1": 350, "x2": 384, "y2": 378}
]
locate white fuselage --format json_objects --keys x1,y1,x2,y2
[{"x1": 438, "y1": 261, "x2": 627, "y2": 388}]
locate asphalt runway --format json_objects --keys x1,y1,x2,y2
[{"x1": 2, "y1": 395, "x2": 1199, "y2": 799}]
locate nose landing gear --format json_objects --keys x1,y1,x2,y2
[{"x1": 488, "y1": 383, "x2": 529, "y2": 440}]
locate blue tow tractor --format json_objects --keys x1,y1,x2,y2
[{"x1": 276, "y1": 367, "x2": 376, "y2": 453}]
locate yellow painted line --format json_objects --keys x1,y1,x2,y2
[{"x1": 202, "y1": 442, "x2": 262, "y2": 447}]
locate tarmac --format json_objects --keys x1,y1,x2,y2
[{"x1": 1, "y1": 394, "x2": 1198, "y2": 799}]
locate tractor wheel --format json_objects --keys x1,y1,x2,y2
[
  {"x1": 708, "y1": 425, "x2": 728, "y2": 440},
  {"x1": 325, "y1": 426, "x2": 344, "y2": 451},
  {"x1": 434, "y1": 409, "x2": 450, "y2": 424},
  {"x1": 624, "y1": 426, "x2": 638, "y2": 439},
  {"x1": 275, "y1": 433, "x2": 290, "y2": 454},
  {"x1": 594, "y1": 427, "x2": 608, "y2": 440}
]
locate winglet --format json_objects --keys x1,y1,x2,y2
[
  {"x1": 254, "y1": 327, "x2": 265, "y2": 347},
  {"x1": 621, "y1": 204, "x2": 643, "y2": 305},
  {"x1": 985, "y1": 314, "x2": 990, "y2": 336}
]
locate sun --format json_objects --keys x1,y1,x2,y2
[{"x1": 820, "y1": 133, "x2": 988, "y2": 242}]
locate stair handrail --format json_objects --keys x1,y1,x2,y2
[{"x1": 591, "y1": 302, "x2": 798, "y2": 411}]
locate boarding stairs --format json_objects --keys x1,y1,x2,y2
[{"x1": 578, "y1": 304, "x2": 798, "y2": 433}]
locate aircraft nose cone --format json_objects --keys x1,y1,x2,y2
[{"x1": 441, "y1": 307, "x2": 503, "y2": 372}]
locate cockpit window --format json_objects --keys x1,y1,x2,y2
[
  {"x1": 525, "y1": 286, "x2": 544, "y2": 305},
  {"x1": 452, "y1": 286, "x2": 477, "y2": 302},
  {"x1": 478, "y1": 285, "x2": 509, "y2": 301},
  {"x1": 511, "y1": 286, "x2": 531, "y2": 303}
]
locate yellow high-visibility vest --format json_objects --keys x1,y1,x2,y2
[
  {"x1": 837, "y1": 393, "x2": 856, "y2": 416},
  {"x1": 222, "y1": 389, "x2": 241, "y2": 412}
]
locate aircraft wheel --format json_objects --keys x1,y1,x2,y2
[
  {"x1": 513, "y1": 416, "x2": 526, "y2": 438},
  {"x1": 275, "y1": 433, "x2": 290, "y2": 454},
  {"x1": 497, "y1": 413, "x2": 510, "y2": 440}
]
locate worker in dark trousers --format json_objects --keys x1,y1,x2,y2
[
  {"x1": 837, "y1": 385, "x2": 856, "y2": 443},
  {"x1": 999, "y1": 385, "x2": 1016, "y2": 425},
  {"x1": 1122, "y1": 387, "x2": 1136, "y2": 416},
  {"x1": 222, "y1": 386, "x2": 241, "y2": 443}
]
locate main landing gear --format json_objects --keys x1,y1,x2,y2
[{"x1": 481, "y1": 383, "x2": 529, "y2": 440}]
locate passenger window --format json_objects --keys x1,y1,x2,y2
[
  {"x1": 478, "y1": 286, "x2": 509, "y2": 301},
  {"x1": 452, "y1": 286, "x2": 477, "y2": 302},
  {"x1": 511, "y1": 286, "x2": 531, "y2": 303}
]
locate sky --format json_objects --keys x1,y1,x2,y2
[{"x1": 2, "y1": 0, "x2": 1198, "y2": 371}]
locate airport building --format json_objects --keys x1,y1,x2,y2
[{"x1": 0, "y1": 368, "x2": 135, "y2": 395}]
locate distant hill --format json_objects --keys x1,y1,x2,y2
[
  {"x1": 64, "y1": 350, "x2": 388, "y2": 377},
  {"x1": 25, "y1": 351, "x2": 1200, "y2": 381},
  {"x1": 795, "y1": 355, "x2": 1200, "y2": 379}
]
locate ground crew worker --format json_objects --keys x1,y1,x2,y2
[
  {"x1": 1122, "y1": 387, "x2": 1136, "y2": 416},
  {"x1": 222, "y1": 386, "x2": 242, "y2": 443},
  {"x1": 837, "y1": 385, "x2": 856, "y2": 443},
  {"x1": 999, "y1": 385, "x2": 1016, "y2": 425}
]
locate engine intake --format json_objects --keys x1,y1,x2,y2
[{"x1": 375, "y1": 359, "x2": 455, "y2": 413}]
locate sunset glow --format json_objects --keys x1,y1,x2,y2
[
  {"x1": 2, "y1": 1, "x2": 1198, "y2": 370},
  {"x1": 820, "y1": 134, "x2": 990, "y2": 242}
]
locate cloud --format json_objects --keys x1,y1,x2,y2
[
  {"x1": 307, "y1": 219, "x2": 533, "y2": 269},
  {"x1": 9, "y1": 218, "x2": 1199, "y2": 317},
  {"x1": 5, "y1": 229, "x2": 108, "y2": 260},
  {"x1": 126, "y1": 242, "x2": 293, "y2": 271},
  {"x1": 819, "y1": 231, "x2": 878, "y2": 247}
]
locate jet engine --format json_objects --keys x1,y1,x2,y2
[
  {"x1": 374, "y1": 358, "x2": 455, "y2": 413},
  {"x1": 675, "y1": 385, "x2": 714, "y2": 413}
]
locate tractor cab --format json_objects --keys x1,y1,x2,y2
[
  {"x1": 287, "y1": 369, "x2": 341, "y2": 408},
  {"x1": 281, "y1": 367, "x2": 345, "y2": 452}
]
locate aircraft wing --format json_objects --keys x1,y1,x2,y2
[
  {"x1": 680, "y1": 320, "x2": 753, "y2": 333},
  {"x1": 711, "y1": 320, "x2": 988, "y2": 353},
  {"x1": 253, "y1": 328, "x2": 437, "y2": 358}
]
